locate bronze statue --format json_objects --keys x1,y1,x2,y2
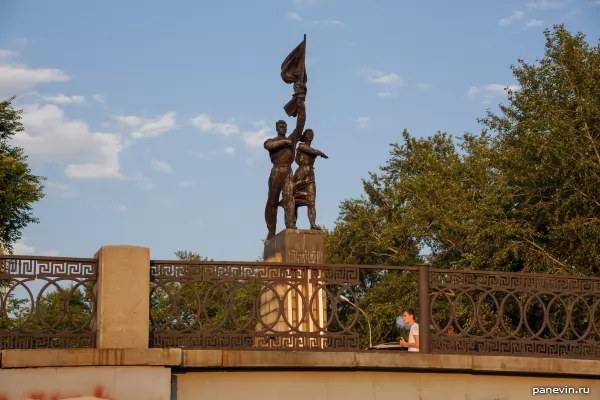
[
  {"x1": 263, "y1": 103, "x2": 306, "y2": 240},
  {"x1": 289, "y1": 129, "x2": 328, "y2": 229},
  {"x1": 264, "y1": 35, "x2": 309, "y2": 240},
  {"x1": 282, "y1": 35, "x2": 307, "y2": 117}
]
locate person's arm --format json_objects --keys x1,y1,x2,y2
[
  {"x1": 298, "y1": 144, "x2": 328, "y2": 158},
  {"x1": 264, "y1": 138, "x2": 292, "y2": 151},
  {"x1": 406, "y1": 334, "x2": 419, "y2": 349},
  {"x1": 399, "y1": 325, "x2": 420, "y2": 349},
  {"x1": 287, "y1": 99, "x2": 306, "y2": 145}
]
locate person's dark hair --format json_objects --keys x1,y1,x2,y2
[
  {"x1": 300, "y1": 128, "x2": 313, "y2": 142},
  {"x1": 405, "y1": 308, "x2": 416, "y2": 319}
]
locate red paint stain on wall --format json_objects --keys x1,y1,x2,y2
[
  {"x1": 92, "y1": 386, "x2": 111, "y2": 400},
  {"x1": 0, "y1": 385, "x2": 115, "y2": 400}
]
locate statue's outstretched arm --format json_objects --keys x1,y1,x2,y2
[
  {"x1": 264, "y1": 138, "x2": 292, "y2": 151},
  {"x1": 298, "y1": 144, "x2": 327, "y2": 158}
]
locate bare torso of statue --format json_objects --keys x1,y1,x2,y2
[{"x1": 263, "y1": 100, "x2": 306, "y2": 240}]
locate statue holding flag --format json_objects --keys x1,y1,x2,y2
[
  {"x1": 282, "y1": 35, "x2": 307, "y2": 117},
  {"x1": 263, "y1": 35, "x2": 308, "y2": 240}
]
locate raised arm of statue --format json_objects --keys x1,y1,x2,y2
[
  {"x1": 264, "y1": 138, "x2": 292, "y2": 151},
  {"x1": 288, "y1": 99, "x2": 306, "y2": 144}
]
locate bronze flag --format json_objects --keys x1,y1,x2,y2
[{"x1": 282, "y1": 35, "x2": 307, "y2": 117}]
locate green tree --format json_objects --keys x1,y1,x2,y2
[
  {"x1": 324, "y1": 25, "x2": 600, "y2": 347},
  {"x1": 327, "y1": 25, "x2": 600, "y2": 278},
  {"x1": 480, "y1": 24, "x2": 600, "y2": 276},
  {"x1": 0, "y1": 96, "x2": 45, "y2": 252}
]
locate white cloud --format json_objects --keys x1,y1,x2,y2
[
  {"x1": 113, "y1": 112, "x2": 177, "y2": 139},
  {"x1": 416, "y1": 83, "x2": 432, "y2": 89},
  {"x1": 117, "y1": 205, "x2": 129, "y2": 213},
  {"x1": 45, "y1": 181, "x2": 79, "y2": 198},
  {"x1": 362, "y1": 69, "x2": 403, "y2": 86},
  {"x1": 190, "y1": 146, "x2": 237, "y2": 159},
  {"x1": 15, "y1": 103, "x2": 124, "y2": 179},
  {"x1": 11, "y1": 239, "x2": 58, "y2": 257},
  {"x1": 224, "y1": 146, "x2": 236, "y2": 155},
  {"x1": 499, "y1": 11, "x2": 524, "y2": 26},
  {"x1": 286, "y1": 11, "x2": 302, "y2": 20},
  {"x1": 92, "y1": 94, "x2": 106, "y2": 104},
  {"x1": 114, "y1": 115, "x2": 141, "y2": 126},
  {"x1": 314, "y1": 19, "x2": 344, "y2": 25},
  {"x1": 468, "y1": 84, "x2": 519, "y2": 104},
  {"x1": 0, "y1": 64, "x2": 69, "y2": 95},
  {"x1": 527, "y1": 0, "x2": 563, "y2": 9},
  {"x1": 285, "y1": 11, "x2": 344, "y2": 26},
  {"x1": 355, "y1": 116, "x2": 371, "y2": 128},
  {"x1": 590, "y1": 0, "x2": 600, "y2": 5},
  {"x1": 242, "y1": 120, "x2": 272, "y2": 150},
  {"x1": 13, "y1": 240, "x2": 35, "y2": 255},
  {"x1": 151, "y1": 159, "x2": 173, "y2": 173},
  {"x1": 524, "y1": 19, "x2": 544, "y2": 29},
  {"x1": 0, "y1": 49, "x2": 17, "y2": 60},
  {"x1": 40, "y1": 94, "x2": 85, "y2": 104},
  {"x1": 189, "y1": 114, "x2": 240, "y2": 136},
  {"x1": 178, "y1": 180, "x2": 194, "y2": 188}
]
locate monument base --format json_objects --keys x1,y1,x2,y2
[
  {"x1": 257, "y1": 228, "x2": 327, "y2": 349},
  {"x1": 263, "y1": 228, "x2": 324, "y2": 263}
]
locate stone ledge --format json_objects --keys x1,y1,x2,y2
[
  {"x1": 0, "y1": 348, "x2": 182, "y2": 368},
  {"x1": 2, "y1": 349, "x2": 599, "y2": 377},
  {"x1": 181, "y1": 350, "x2": 600, "y2": 377}
]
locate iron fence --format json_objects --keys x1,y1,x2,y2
[
  {"x1": 149, "y1": 260, "x2": 420, "y2": 350},
  {"x1": 149, "y1": 260, "x2": 600, "y2": 359},
  {"x1": 429, "y1": 269, "x2": 600, "y2": 358},
  {"x1": 0, "y1": 255, "x2": 98, "y2": 349}
]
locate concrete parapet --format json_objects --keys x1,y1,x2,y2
[{"x1": 2, "y1": 348, "x2": 599, "y2": 377}]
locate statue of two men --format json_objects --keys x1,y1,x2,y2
[{"x1": 263, "y1": 96, "x2": 328, "y2": 240}]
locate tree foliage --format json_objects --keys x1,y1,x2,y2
[
  {"x1": 0, "y1": 97, "x2": 45, "y2": 252},
  {"x1": 324, "y1": 25, "x2": 600, "y2": 346},
  {"x1": 328, "y1": 24, "x2": 600, "y2": 275}
]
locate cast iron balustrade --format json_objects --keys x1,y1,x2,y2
[
  {"x1": 149, "y1": 260, "x2": 600, "y2": 359},
  {"x1": 0, "y1": 255, "x2": 98, "y2": 349}
]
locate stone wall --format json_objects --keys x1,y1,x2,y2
[
  {"x1": 0, "y1": 366, "x2": 170, "y2": 400},
  {"x1": 0, "y1": 349, "x2": 599, "y2": 399},
  {"x1": 177, "y1": 370, "x2": 597, "y2": 400}
]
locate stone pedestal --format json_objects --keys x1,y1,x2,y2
[
  {"x1": 94, "y1": 246, "x2": 150, "y2": 349},
  {"x1": 263, "y1": 229, "x2": 325, "y2": 264},
  {"x1": 258, "y1": 229, "x2": 327, "y2": 349}
]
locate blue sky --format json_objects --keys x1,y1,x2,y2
[{"x1": 1, "y1": 0, "x2": 599, "y2": 261}]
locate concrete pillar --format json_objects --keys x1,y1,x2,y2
[
  {"x1": 258, "y1": 229, "x2": 327, "y2": 348},
  {"x1": 94, "y1": 245, "x2": 150, "y2": 349}
]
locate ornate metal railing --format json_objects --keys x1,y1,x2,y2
[
  {"x1": 149, "y1": 260, "x2": 419, "y2": 351},
  {"x1": 149, "y1": 260, "x2": 600, "y2": 359},
  {"x1": 0, "y1": 255, "x2": 98, "y2": 349},
  {"x1": 429, "y1": 269, "x2": 600, "y2": 359}
]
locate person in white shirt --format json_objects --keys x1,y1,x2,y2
[{"x1": 399, "y1": 308, "x2": 419, "y2": 352}]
